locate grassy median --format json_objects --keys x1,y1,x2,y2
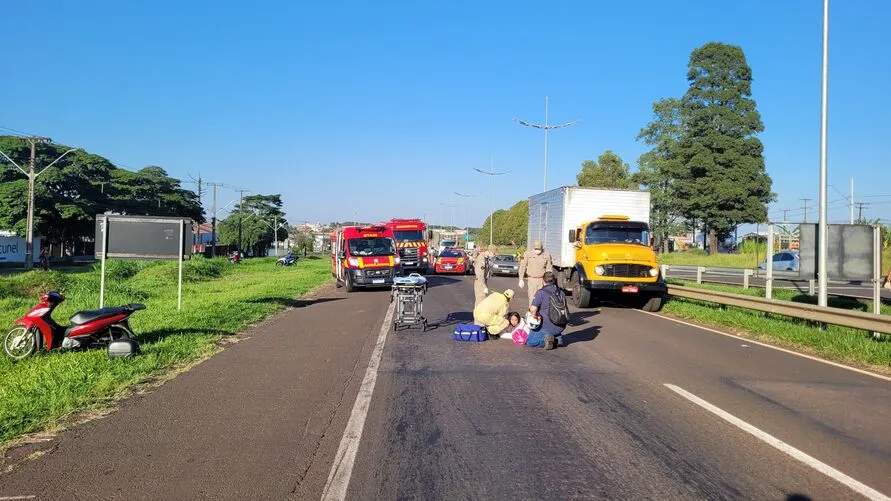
[
  {"x1": 663, "y1": 279, "x2": 891, "y2": 372},
  {"x1": 0, "y1": 256, "x2": 331, "y2": 445}
]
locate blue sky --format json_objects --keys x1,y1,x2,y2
[{"x1": 3, "y1": 0, "x2": 889, "y2": 230}]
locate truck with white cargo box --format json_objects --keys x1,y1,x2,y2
[{"x1": 527, "y1": 186, "x2": 666, "y2": 311}]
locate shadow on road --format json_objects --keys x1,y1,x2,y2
[
  {"x1": 787, "y1": 495, "x2": 812, "y2": 501},
  {"x1": 248, "y1": 296, "x2": 347, "y2": 308},
  {"x1": 420, "y1": 275, "x2": 462, "y2": 289},
  {"x1": 563, "y1": 325, "x2": 601, "y2": 346},
  {"x1": 569, "y1": 308, "x2": 600, "y2": 327},
  {"x1": 426, "y1": 311, "x2": 473, "y2": 329}
]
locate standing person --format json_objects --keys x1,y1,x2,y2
[
  {"x1": 474, "y1": 244, "x2": 496, "y2": 306},
  {"x1": 518, "y1": 240, "x2": 553, "y2": 307},
  {"x1": 39, "y1": 247, "x2": 49, "y2": 271},
  {"x1": 525, "y1": 271, "x2": 569, "y2": 350}
]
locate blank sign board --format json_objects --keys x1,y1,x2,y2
[
  {"x1": 798, "y1": 223, "x2": 874, "y2": 281},
  {"x1": 95, "y1": 215, "x2": 192, "y2": 260}
]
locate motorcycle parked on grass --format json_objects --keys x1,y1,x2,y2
[
  {"x1": 276, "y1": 252, "x2": 298, "y2": 266},
  {"x1": 3, "y1": 291, "x2": 145, "y2": 361}
]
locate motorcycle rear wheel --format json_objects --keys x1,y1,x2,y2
[{"x1": 4, "y1": 327, "x2": 38, "y2": 361}]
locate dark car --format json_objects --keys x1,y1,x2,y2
[{"x1": 490, "y1": 254, "x2": 519, "y2": 276}]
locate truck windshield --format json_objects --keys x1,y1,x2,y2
[
  {"x1": 585, "y1": 225, "x2": 649, "y2": 245},
  {"x1": 349, "y1": 237, "x2": 396, "y2": 256},
  {"x1": 393, "y1": 230, "x2": 424, "y2": 242}
]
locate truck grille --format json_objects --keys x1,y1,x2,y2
[
  {"x1": 365, "y1": 268, "x2": 392, "y2": 277},
  {"x1": 400, "y1": 247, "x2": 419, "y2": 258},
  {"x1": 602, "y1": 264, "x2": 651, "y2": 278}
]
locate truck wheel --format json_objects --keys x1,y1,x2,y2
[
  {"x1": 641, "y1": 294, "x2": 664, "y2": 312},
  {"x1": 345, "y1": 273, "x2": 357, "y2": 293},
  {"x1": 570, "y1": 272, "x2": 593, "y2": 308}
]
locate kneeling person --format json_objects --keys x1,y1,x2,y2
[
  {"x1": 473, "y1": 289, "x2": 514, "y2": 336},
  {"x1": 526, "y1": 272, "x2": 569, "y2": 350}
]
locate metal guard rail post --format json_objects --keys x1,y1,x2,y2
[{"x1": 667, "y1": 285, "x2": 891, "y2": 335}]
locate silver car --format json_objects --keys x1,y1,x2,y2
[{"x1": 490, "y1": 254, "x2": 519, "y2": 276}]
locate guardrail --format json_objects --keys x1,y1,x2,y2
[
  {"x1": 667, "y1": 285, "x2": 891, "y2": 334},
  {"x1": 661, "y1": 264, "x2": 890, "y2": 305}
]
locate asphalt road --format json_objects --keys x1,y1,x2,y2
[
  {"x1": 665, "y1": 267, "x2": 891, "y2": 302},
  {"x1": 1, "y1": 273, "x2": 890, "y2": 500}
]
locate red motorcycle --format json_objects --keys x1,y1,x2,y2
[{"x1": 3, "y1": 291, "x2": 145, "y2": 361}]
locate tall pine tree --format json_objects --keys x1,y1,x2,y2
[{"x1": 672, "y1": 42, "x2": 774, "y2": 254}]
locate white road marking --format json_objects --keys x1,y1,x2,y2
[
  {"x1": 0, "y1": 496, "x2": 37, "y2": 500},
  {"x1": 636, "y1": 310, "x2": 891, "y2": 382},
  {"x1": 664, "y1": 384, "x2": 891, "y2": 501},
  {"x1": 320, "y1": 299, "x2": 396, "y2": 501}
]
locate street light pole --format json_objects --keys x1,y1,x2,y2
[
  {"x1": 0, "y1": 138, "x2": 78, "y2": 269},
  {"x1": 514, "y1": 96, "x2": 580, "y2": 192},
  {"x1": 473, "y1": 159, "x2": 511, "y2": 246},
  {"x1": 817, "y1": 0, "x2": 830, "y2": 307},
  {"x1": 455, "y1": 191, "x2": 477, "y2": 243}
]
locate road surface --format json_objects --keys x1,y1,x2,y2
[
  {"x1": 1, "y1": 274, "x2": 889, "y2": 500},
  {"x1": 664, "y1": 267, "x2": 891, "y2": 303}
]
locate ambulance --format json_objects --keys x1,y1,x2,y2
[
  {"x1": 384, "y1": 218, "x2": 429, "y2": 274},
  {"x1": 330, "y1": 225, "x2": 400, "y2": 292}
]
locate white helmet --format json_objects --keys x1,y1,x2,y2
[{"x1": 526, "y1": 312, "x2": 541, "y2": 330}]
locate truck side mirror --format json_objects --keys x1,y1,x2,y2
[{"x1": 568, "y1": 229, "x2": 576, "y2": 243}]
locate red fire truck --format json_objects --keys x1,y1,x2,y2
[
  {"x1": 384, "y1": 218, "x2": 429, "y2": 274},
  {"x1": 330, "y1": 225, "x2": 400, "y2": 292}
]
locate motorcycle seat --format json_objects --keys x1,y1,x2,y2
[{"x1": 69, "y1": 306, "x2": 131, "y2": 325}]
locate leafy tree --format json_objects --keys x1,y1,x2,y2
[
  {"x1": 635, "y1": 98, "x2": 687, "y2": 253},
  {"x1": 217, "y1": 194, "x2": 287, "y2": 255},
  {"x1": 650, "y1": 42, "x2": 775, "y2": 254},
  {"x1": 293, "y1": 230, "x2": 315, "y2": 256},
  {"x1": 476, "y1": 200, "x2": 528, "y2": 246},
  {"x1": 576, "y1": 151, "x2": 638, "y2": 189},
  {"x1": 0, "y1": 136, "x2": 206, "y2": 257},
  {"x1": 108, "y1": 166, "x2": 203, "y2": 222}
]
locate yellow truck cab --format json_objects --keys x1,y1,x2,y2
[
  {"x1": 568, "y1": 215, "x2": 666, "y2": 311},
  {"x1": 527, "y1": 186, "x2": 666, "y2": 312}
]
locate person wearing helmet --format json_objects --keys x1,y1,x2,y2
[
  {"x1": 472, "y1": 289, "x2": 514, "y2": 336},
  {"x1": 524, "y1": 271, "x2": 568, "y2": 350}
]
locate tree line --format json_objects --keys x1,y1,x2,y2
[
  {"x1": 0, "y1": 136, "x2": 288, "y2": 257},
  {"x1": 477, "y1": 42, "x2": 775, "y2": 255}
]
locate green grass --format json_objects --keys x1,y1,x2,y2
[
  {"x1": 0, "y1": 256, "x2": 331, "y2": 445},
  {"x1": 663, "y1": 279, "x2": 891, "y2": 373},
  {"x1": 658, "y1": 249, "x2": 763, "y2": 269}
]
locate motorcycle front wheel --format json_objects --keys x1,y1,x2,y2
[{"x1": 4, "y1": 327, "x2": 38, "y2": 361}]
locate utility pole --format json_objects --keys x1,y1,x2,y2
[
  {"x1": 800, "y1": 198, "x2": 812, "y2": 223},
  {"x1": 782, "y1": 208, "x2": 790, "y2": 222},
  {"x1": 473, "y1": 157, "x2": 511, "y2": 246},
  {"x1": 855, "y1": 202, "x2": 869, "y2": 222},
  {"x1": 514, "y1": 97, "x2": 580, "y2": 192},
  {"x1": 206, "y1": 182, "x2": 225, "y2": 257},
  {"x1": 850, "y1": 177, "x2": 854, "y2": 224},
  {"x1": 235, "y1": 189, "x2": 249, "y2": 253},
  {"x1": 0, "y1": 137, "x2": 78, "y2": 269}
]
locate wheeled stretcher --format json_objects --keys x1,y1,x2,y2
[{"x1": 390, "y1": 273, "x2": 428, "y2": 331}]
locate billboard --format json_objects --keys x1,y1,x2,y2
[
  {"x1": 0, "y1": 236, "x2": 42, "y2": 263},
  {"x1": 798, "y1": 223, "x2": 875, "y2": 281},
  {"x1": 95, "y1": 215, "x2": 192, "y2": 260}
]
